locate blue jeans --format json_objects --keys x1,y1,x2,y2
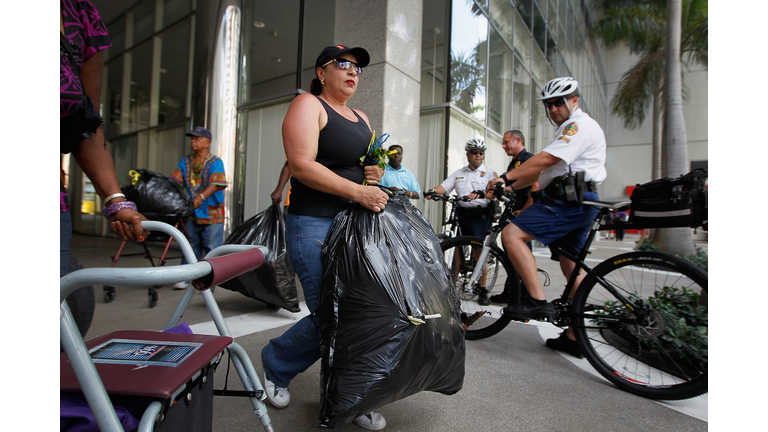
[
  {"x1": 261, "y1": 214, "x2": 333, "y2": 388},
  {"x1": 182, "y1": 220, "x2": 224, "y2": 264}
]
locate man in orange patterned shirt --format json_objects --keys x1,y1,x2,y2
[{"x1": 170, "y1": 126, "x2": 227, "y2": 289}]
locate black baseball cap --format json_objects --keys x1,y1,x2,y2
[
  {"x1": 185, "y1": 126, "x2": 212, "y2": 140},
  {"x1": 314, "y1": 45, "x2": 370, "y2": 70}
]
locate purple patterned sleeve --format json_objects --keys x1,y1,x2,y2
[{"x1": 60, "y1": 0, "x2": 111, "y2": 118}]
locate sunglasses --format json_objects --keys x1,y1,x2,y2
[
  {"x1": 543, "y1": 98, "x2": 568, "y2": 110},
  {"x1": 469, "y1": 150, "x2": 484, "y2": 155},
  {"x1": 322, "y1": 58, "x2": 363, "y2": 75}
]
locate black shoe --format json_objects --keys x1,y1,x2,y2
[
  {"x1": 477, "y1": 287, "x2": 490, "y2": 306},
  {"x1": 546, "y1": 332, "x2": 584, "y2": 359},
  {"x1": 503, "y1": 297, "x2": 555, "y2": 321},
  {"x1": 489, "y1": 292, "x2": 510, "y2": 304}
]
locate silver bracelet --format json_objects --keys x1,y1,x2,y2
[{"x1": 103, "y1": 192, "x2": 126, "y2": 207}]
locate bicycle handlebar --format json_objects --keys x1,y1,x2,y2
[{"x1": 423, "y1": 192, "x2": 472, "y2": 203}]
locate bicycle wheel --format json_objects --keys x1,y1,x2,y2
[
  {"x1": 441, "y1": 236, "x2": 514, "y2": 340},
  {"x1": 572, "y1": 251, "x2": 708, "y2": 400}
]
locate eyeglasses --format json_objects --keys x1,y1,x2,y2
[
  {"x1": 543, "y1": 98, "x2": 568, "y2": 110},
  {"x1": 322, "y1": 58, "x2": 363, "y2": 75},
  {"x1": 469, "y1": 150, "x2": 484, "y2": 155}
]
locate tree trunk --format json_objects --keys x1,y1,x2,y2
[
  {"x1": 651, "y1": 78, "x2": 663, "y2": 180},
  {"x1": 655, "y1": 0, "x2": 695, "y2": 256}
]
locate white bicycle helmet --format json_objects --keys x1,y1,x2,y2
[
  {"x1": 538, "y1": 77, "x2": 579, "y2": 101},
  {"x1": 465, "y1": 138, "x2": 486, "y2": 151}
]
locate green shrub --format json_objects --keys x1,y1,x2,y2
[
  {"x1": 634, "y1": 238, "x2": 707, "y2": 272},
  {"x1": 595, "y1": 286, "x2": 707, "y2": 371}
]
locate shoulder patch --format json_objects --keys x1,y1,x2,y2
[{"x1": 563, "y1": 123, "x2": 578, "y2": 136}]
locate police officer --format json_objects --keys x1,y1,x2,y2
[
  {"x1": 489, "y1": 130, "x2": 538, "y2": 304},
  {"x1": 489, "y1": 77, "x2": 606, "y2": 358},
  {"x1": 427, "y1": 138, "x2": 498, "y2": 305}
]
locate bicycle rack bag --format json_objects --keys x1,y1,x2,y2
[
  {"x1": 628, "y1": 168, "x2": 708, "y2": 229},
  {"x1": 318, "y1": 192, "x2": 466, "y2": 429}
]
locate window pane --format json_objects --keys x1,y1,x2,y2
[
  {"x1": 104, "y1": 57, "x2": 123, "y2": 140},
  {"x1": 162, "y1": 0, "x2": 191, "y2": 29},
  {"x1": 516, "y1": 0, "x2": 534, "y2": 32},
  {"x1": 421, "y1": 0, "x2": 449, "y2": 106},
  {"x1": 548, "y1": 0, "x2": 558, "y2": 35},
  {"x1": 450, "y1": 0, "x2": 487, "y2": 124},
  {"x1": 127, "y1": 40, "x2": 153, "y2": 131},
  {"x1": 487, "y1": 28, "x2": 512, "y2": 134},
  {"x1": 111, "y1": 135, "x2": 138, "y2": 187},
  {"x1": 532, "y1": 1, "x2": 546, "y2": 54},
  {"x1": 131, "y1": 0, "x2": 155, "y2": 44},
  {"x1": 107, "y1": 16, "x2": 126, "y2": 59},
  {"x1": 532, "y1": 42, "x2": 546, "y2": 82},
  {"x1": 530, "y1": 82, "x2": 547, "y2": 153},
  {"x1": 513, "y1": 12, "x2": 531, "y2": 72},
  {"x1": 158, "y1": 19, "x2": 191, "y2": 125},
  {"x1": 240, "y1": 0, "x2": 300, "y2": 102},
  {"x1": 512, "y1": 56, "x2": 531, "y2": 137},
  {"x1": 301, "y1": 0, "x2": 335, "y2": 93},
  {"x1": 489, "y1": 0, "x2": 514, "y2": 43}
]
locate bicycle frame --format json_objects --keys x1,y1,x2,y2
[{"x1": 549, "y1": 201, "x2": 641, "y2": 322}]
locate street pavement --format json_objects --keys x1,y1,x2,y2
[{"x1": 65, "y1": 230, "x2": 708, "y2": 432}]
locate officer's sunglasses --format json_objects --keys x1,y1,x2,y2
[
  {"x1": 469, "y1": 150, "x2": 484, "y2": 155},
  {"x1": 322, "y1": 58, "x2": 363, "y2": 75},
  {"x1": 543, "y1": 98, "x2": 568, "y2": 110}
]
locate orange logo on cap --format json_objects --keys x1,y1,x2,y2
[{"x1": 336, "y1": 45, "x2": 346, "y2": 49}]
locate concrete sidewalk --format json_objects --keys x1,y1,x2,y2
[{"x1": 67, "y1": 231, "x2": 708, "y2": 432}]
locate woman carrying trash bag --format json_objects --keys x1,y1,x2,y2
[{"x1": 260, "y1": 45, "x2": 390, "y2": 430}]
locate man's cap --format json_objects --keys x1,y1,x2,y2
[
  {"x1": 185, "y1": 126, "x2": 212, "y2": 140},
  {"x1": 315, "y1": 45, "x2": 370, "y2": 70}
]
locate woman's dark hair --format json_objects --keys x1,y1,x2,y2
[{"x1": 310, "y1": 78, "x2": 323, "y2": 95}]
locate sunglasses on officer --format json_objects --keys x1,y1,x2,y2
[
  {"x1": 322, "y1": 58, "x2": 363, "y2": 75},
  {"x1": 468, "y1": 150, "x2": 484, "y2": 155},
  {"x1": 543, "y1": 98, "x2": 569, "y2": 110}
]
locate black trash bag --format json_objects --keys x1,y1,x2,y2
[
  {"x1": 121, "y1": 168, "x2": 193, "y2": 217},
  {"x1": 219, "y1": 202, "x2": 300, "y2": 312},
  {"x1": 318, "y1": 191, "x2": 466, "y2": 429}
]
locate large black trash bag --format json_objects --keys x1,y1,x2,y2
[
  {"x1": 121, "y1": 168, "x2": 193, "y2": 217},
  {"x1": 219, "y1": 202, "x2": 300, "y2": 312},
  {"x1": 318, "y1": 191, "x2": 466, "y2": 429}
]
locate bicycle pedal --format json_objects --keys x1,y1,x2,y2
[{"x1": 462, "y1": 311, "x2": 487, "y2": 327}]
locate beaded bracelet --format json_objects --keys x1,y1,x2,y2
[{"x1": 103, "y1": 200, "x2": 138, "y2": 220}]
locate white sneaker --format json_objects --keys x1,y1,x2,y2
[
  {"x1": 173, "y1": 281, "x2": 190, "y2": 290},
  {"x1": 353, "y1": 411, "x2": 386, "y2": 430},
  {"x1": 263, "y1": 373, "x2": 290, "y2": 408}
]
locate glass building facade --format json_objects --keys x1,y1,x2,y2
[{"x1": 418, "y1": 0, "x2": 607, "y2": 207}]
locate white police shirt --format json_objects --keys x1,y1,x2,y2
[
  {"x1": 440, "y1": 164, "x2": 498, "y2": 208},
  {"x1": 539, "y1": 108, "x2": 607, "y2": 189}
]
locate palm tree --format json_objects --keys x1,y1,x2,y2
[
  {"x1": 591, "y1": 0, "x2": 707, "y2": 255},
  {"x1": 590, "y1": 0, "x2": 707, "y2": 180}
]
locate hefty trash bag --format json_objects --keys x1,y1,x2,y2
[
  {"x1": 318, "y1": 191, "x2": 466, "y2": 429},
  {"x1": 121, "y1": 169, "x2": 193, "y2": 217},
  {"x1": 219, "y1": 202, "x2": 300, "y2": 312}
]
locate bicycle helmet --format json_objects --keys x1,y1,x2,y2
[
  {"x1": 538, "y1": 77, "x2": 579, "y2": 101},
  {"x1": 465, "y1": 138, "x2": 487, "y2": 151}
]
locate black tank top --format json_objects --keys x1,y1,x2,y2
[{"x1": 288, "y1": 96, "x2": 372, "y2": 218}]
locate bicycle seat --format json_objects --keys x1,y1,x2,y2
[{"x1": 583, "y1": 200, "x2": 631, "y2": 210}]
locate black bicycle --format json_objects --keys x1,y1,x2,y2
[{"x1": 441, "y1": 184, "x2": 707, "y2": 401}]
